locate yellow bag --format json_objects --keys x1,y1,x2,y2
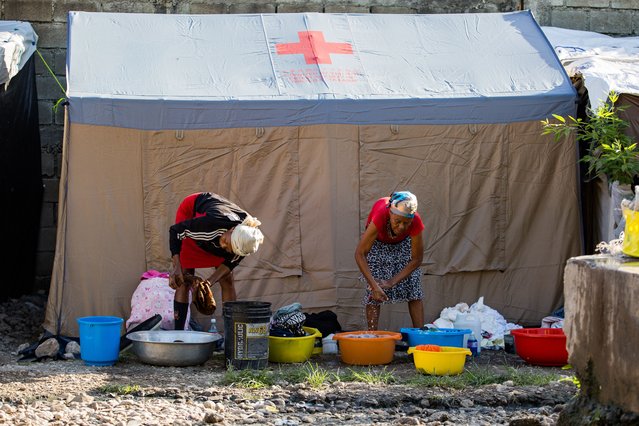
[{"x1": 622, "y1": 208, "x2": 639, "y2": 257}]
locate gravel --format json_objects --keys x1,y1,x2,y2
[{"x1": 0, "y1": 293, "x2": 579, "y2": 425}]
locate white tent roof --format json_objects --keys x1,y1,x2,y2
[
  {"x1": 542, "y1": 26, "x2": 639, "y2": 109},
  {"x1": 66, "y1": 11, "x2": 576, "y2": 129}
]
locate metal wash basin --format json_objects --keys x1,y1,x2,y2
[{"x1": 127, "y1": 330, "x2": 221, "y2": 366}]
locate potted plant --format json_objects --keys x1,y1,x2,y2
[{"x1": 541, "y1": 91, "x2": 639, "y2": 239}]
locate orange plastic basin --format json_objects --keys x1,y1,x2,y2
[{"x1": 332, "y1": 331, "x2": 402, "y2": 365}]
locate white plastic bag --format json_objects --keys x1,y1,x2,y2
[{"x1": 611, "y1": 181, "x2": 634, "y2": 239}]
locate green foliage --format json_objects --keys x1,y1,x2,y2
[
  {"x1": 222, "y1": 368, "x2": 275, "y2": 389},
  {"x1": 97, "y1": 384, "x2": 141, "y2": 395},
  {"x1": 559, "y1": 375, "x2": 581, "y2": 389},
  {"x1": 541, "y1": 91, "x2": 639, "y2": 185},
  {"x1": 507, "y1": 367, "x2": 560, "y2": 386},
  {"x1": 219, "y1": 362, "x2": 566, "y2": 391},
  {"x1": 303, "y1": 362, "x2": 332, "y2": 388},
  {"x1": 558, "y1": 365, "x2": 581, "y2": 390},
  {"x1": 463, "y1": 368, "x2": 506, "y2": 386},
  {"x1": 405, "y1": 366, "x2": 559, "y2": 388},
  {"x1": 342, "y1": 367, "x2": 396, "y2": 385}
]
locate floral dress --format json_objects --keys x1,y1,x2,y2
[{"x1": 361, "y1": 236, "x2": 423, "y2": 306}]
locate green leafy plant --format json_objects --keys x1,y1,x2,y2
[
  {"x1": 541, "y1": 91, "x2": 639, "y2": 185},
  {"x1": 559, "y1": 365, "x2": 581, "y2": 390},
  {"x1": 559, "y1": 375, "x2": 581, "y2": 390}
]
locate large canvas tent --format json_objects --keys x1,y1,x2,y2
[
  {"x1": 46, "y1": 11, "x2": 581, "y2": 337},
  {"x1": 0, "y1": 21, "x2": 42, "y2": 301}
]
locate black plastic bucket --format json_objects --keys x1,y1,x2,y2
[{"x1": 223, "y1": 301, "x2": 272, "y2": 369}]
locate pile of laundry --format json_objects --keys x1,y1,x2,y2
[
  {"x1": 270, "y1": 303, "x2": 307, "y2": 337},
  {"x1": 269, "y1": 303, "x2": 342, "y2": 339},
  {"x1": 429, "y1": 297, "x2": 522, "y2": 350}
]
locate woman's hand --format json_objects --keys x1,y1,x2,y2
[
  {"x1": 169, "y1": 256, "x2": 185, "y2": 289},
  {"x1": 169, "y1": 271, "x2": 185, "y2": 290},
  {"x1": 370, "y1": 285, "x2": 389, "y2": 303},
  {"x1": 206, "y1": 264, "x2": 231, "y2": 287},
  {"x1": 378, "y1": 279, "x2": 395, "y2": 290}
]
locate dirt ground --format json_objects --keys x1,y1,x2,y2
[
  {"x1": 0, "y1": 292, "x2": 590, "y2": 425},
  {"x1": 0, "y1": 346, "x2": 580, "y2": 425}
]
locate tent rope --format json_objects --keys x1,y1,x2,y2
[{"x1": 36, "y1": 49, "x2": 67, "y2": 112}]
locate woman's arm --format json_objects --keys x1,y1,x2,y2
[
  {"x1": 169, "y1": 254, "x2": 185, "y2": 289},
  {"x1": 381, "y1": 232, "x2": 424, "y2": 289},
  {"x1": 206, "y1": 263, "x2": 232, "y2": 285},
  {"x1": 355, "y1": 223, "x2": 388, "y2": 302}
]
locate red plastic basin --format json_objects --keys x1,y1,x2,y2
[{"x1": 510, "y1": 328, "x2": 568, "y2": 367}]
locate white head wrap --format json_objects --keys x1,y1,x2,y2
[
  {"x1": 230, "y1": 216, "x2": 264, "y2": 257},
  {"x1": 388, "y1": 191, "x2": 418, "y2": 218}
]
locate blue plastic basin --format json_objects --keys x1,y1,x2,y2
[{"x1": 400, "y1": 327, "x2": 471, "y2": 348}]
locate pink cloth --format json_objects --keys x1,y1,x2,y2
[
  {"x1": 126, "y1": 276, "x2": 191, "y2": 331},
  {"x1": 141, "y1": 270, "x2": 170, "y2": 280}
]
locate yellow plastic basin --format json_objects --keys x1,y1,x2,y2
[
  {"x1": 268, "y1": 327, "x2": 322, "y2": 363},
  {"x1": 407, "y1": 345, "x2": 472, "y2": 376}
]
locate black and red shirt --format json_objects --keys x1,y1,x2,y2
[{"x1": 169, "y1": 192, "x2": 248, "y2": 270}]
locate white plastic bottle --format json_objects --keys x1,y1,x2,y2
[
  {"x1": 208, "y1": 318, "x2": 223, "y2": 350},
  {"x1": 322, "y1": 334, "x2": 338, "y2": 354},
  {"x1": 454, "y1": 313, "x2": 482, "y2": 354}
]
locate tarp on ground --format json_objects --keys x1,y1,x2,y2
[{"x1": 46, "y1": 11, "x2": 581, "y2": 337}]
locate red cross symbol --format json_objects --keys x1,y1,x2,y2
[{"x1": 276, "y1": 31, "x2": 353, "y2": 65}]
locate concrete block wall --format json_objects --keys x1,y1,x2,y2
[
  {"x1": 1, "y1": 0, "x2": 637, "y2": 292},
  {"x1": 527, "y1": 0, "x2": 639, "y2": 35}
]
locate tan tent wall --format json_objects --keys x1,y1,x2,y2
[
  {"x1": 46, "y1": 120, "x2": 581, "y2": 337},
  {"x1": 619, "y1": 94, "x2": 639, "y2": 142},
  {"x1": 46, "y1": 121, "x2": 148, "y2": 336},
  {"x1": 359, "y1": 121, "x2": 581, "y2": 328}
]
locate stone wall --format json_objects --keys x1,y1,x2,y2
[
  {"x1": 526, "y1": 0, "x2": 639, "y2": 35},
  {"x1": 2, "y1": 0, "x2": 638, "y2": 291},
  {"x1": 561, "y1": 255, "x2": 639, "y2": 421}
]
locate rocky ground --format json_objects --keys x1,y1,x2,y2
[{"x1": 0, "y1": 293, "x2": 581, "y2": 425}]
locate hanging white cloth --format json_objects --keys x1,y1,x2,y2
[{"x1": 0, "y1": 21, "x2": 38, "y2": 87}]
